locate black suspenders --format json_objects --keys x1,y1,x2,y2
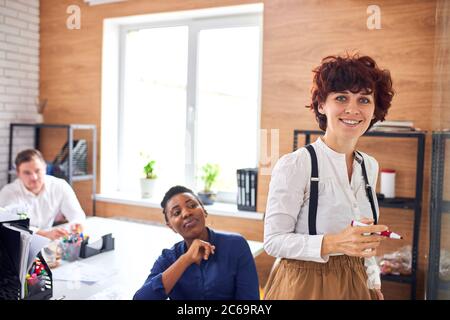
[
  {"x1": 355, "y1": 150, "x2": 378, "y2": 225},
  {"x1": 305, "y1": 145, "x2": 378, "y2": 235},
  {"x1": 305, "y1": 145, "x2": 319, "y2": 235}
]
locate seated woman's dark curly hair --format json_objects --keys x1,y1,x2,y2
[
  {"x1": 160, "y1": 185, "x2": 206, "y2": 222},
  {"x1": 308, "y1": 53, "x2": 394, "y2": 131}
]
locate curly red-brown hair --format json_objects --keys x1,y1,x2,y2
[{"x1": 308, "y1": 53, "x2": 394, "y2": 131}]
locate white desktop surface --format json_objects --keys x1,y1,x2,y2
[{"x1": 51, "y1": 217, "x2": 263, "y2": 300}]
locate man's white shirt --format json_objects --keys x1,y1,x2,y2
[{"x1": 0, "y1": 175, "x2": 85, "y2": 230}]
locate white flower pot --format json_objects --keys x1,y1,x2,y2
[{"x1": 140, "y1": 178, "x2": 156, "y2": 199}]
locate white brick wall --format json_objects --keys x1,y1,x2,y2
[{"x1": 0, "y1": 0, "x2": 42, "y2": 187}]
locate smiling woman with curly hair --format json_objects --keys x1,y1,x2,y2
[{"x1": 263, "y1": 53, "x2": 394, "y2": 300}]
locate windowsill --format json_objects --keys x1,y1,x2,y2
[{"x1": 96, "y1": 193, "x2": 264, "y2": 221}]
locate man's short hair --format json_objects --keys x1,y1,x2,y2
[{"x1": 15, "y1": 149, "x2": 45, "y2": 169}]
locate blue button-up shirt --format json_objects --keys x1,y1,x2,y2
[{"x1": 133, "y1": 228, "x2": 259, "y2": 300}]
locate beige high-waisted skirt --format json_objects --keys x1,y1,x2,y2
[{"x1": 264, "y1": 255, "x2": 378, "y2": 300}]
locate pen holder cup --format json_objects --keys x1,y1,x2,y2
[{"x1": 59, "y1": 241, "x2": 81, "y2": 262}]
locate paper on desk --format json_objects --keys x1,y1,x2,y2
[
  {"x1": 87, "y1": 284, "x2": 131, "y2": 300},
  {"x1": 0, "y1": 207, "x2": 22, "y2": 221},
  {"x1": 51, "y1": 261, "x2": 117, "y2": 283},
  {"x1": 28, "y1": 233, "x2": 50, "y2": 271},
  {"x1": 1, "y1": 204, "x2": 31, "y2": 218}
]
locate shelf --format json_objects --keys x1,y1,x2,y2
[
  {"x1": 442, "y1": 200, "x2": 450, "y2": 214},
  {"x1": 8, "y1": 123, "x2": 97, "y2": 215},
  {"x1": 364, "y1": 131, "x2": 425, "y2": 138},
  {"x1": 427, "y1": 132, "x2": 450, "y2": 299},
  {"x1": 8, "y1": 170, "x2": 93, "y2": 182},
  {"x1": 11, "y1": 123, "x2": 96, "y2": 130},
  {"x1": 72, "y1": 175, "x2": 94, "y2": 182},
  {"x1": 294, "y1": 129, "x2": 424, "y2": 300},
  {"x1": 381, "y1": 274, "x2": 413, "y2": 284},
  {"x1": 438, "y1": 279, "x2": 450, "y2": 291},
  {"x1": 294, "y1": 129, "x2": 426, "y2": 138},
  {"x1": 11, "y1": 123, "x2": 69, "y2": 129},
  {"x1": 378, "y1": 197, "x2": 416, "y2": 210}
]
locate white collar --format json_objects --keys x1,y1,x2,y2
[{"x1": 315, "y1": 136, "x2": 363, "y2": 164}]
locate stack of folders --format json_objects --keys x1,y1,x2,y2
[
  {"x1": 236, "y1": 168, "x2": 258, "y2": 211},
  {"x1": 369, "y1": 120, "x2": 416, "y2": 132},
  {"x1": 0, "y1": 212, "x2": 51, "y2": 300}
]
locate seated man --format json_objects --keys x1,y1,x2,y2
[{"x1": 0, "y1": 149, "x2": 85, "y2": 240}]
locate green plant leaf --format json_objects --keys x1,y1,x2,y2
[
  {"x1": 200, "y1": 163, "x2": 220, "y2": 192},
  {"x1": 143, "y1": 159, "x2": 157, "y2": 179}
]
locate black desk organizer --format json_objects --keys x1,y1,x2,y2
[
  {"x1": 79, "y1": 233, "x2": 115, "y2": 259},
  {"x1": 0, "y1": 218, "x2": 53, "y2": 300}
]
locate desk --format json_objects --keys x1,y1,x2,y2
[{"x1": 51, "y1": 217, "x2": 263, "y2": 300}]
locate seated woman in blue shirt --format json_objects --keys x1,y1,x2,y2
[{"x1": 133, "y1": 185, "x2": 260, "y2": 300}]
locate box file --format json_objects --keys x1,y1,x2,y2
[{"x1": 236, "y1": 168, "x2": 258, "y2": 212}]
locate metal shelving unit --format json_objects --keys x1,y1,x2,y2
[
  {"x1": 427, "y1": 131, "x2": 450, "y2": 299},
  {"x1": 294, "y1": 129, "x2": 426, "y2": 300},
  {"x1": 7, "y1": 123, "x2": 97, "y2": 215}
]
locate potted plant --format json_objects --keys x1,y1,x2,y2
[
  {"x1": 198, "y1": 163, "x2": 220, "y2": 205},
  {"x1": 140, "y1": 157, "x2": 157, "y2": 199}
]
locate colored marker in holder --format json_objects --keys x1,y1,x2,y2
[{"x1": 60, "y1": 232, "x2": 85, "y2": 261}]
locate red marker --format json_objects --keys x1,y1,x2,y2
[{"x1": 351, "y1": 220, "x2": 403, "y2": 239}]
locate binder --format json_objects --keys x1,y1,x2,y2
[
  {"x1": 236, "y1": 168, "x2": 258, "y2": 212},
  {"x1": 250, "y1": 171, "x2": 256, "y2": 207},
  {"x1": 0, "y1": 216, "x2": 53, "y2": 300},
  {"x1": 0, "y1": 221, "x2": 23, "y2": 272},
  {"x1": 0, "y1": 219, "x2": 24, "y2": 300},
  {"x1": 236, "y1": 171, "x2": 242, "y2": 206},
  {"x1": 240, "y1": 171, "x2": 246, "y2": 207}
]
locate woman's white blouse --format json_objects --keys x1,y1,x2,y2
[{"x1": 264, "y1": 137, "x2": 381, "y2": 289}]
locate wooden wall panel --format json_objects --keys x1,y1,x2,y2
[
  {"x1": 41, "y1": 0, "x2": 442, "y2": 299},
  {"x1": 432, "y1": 0, "x2": 450, "y2": 130},
  {"x1": 96, "y1": 200, "x2": 264, "y2": 241},
  {"x1": 96, "y1": 201, "x2": 166, "y2": 223}
]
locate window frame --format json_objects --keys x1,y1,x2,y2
[{"x1": 115, "y1": 10, "x2": 263, "y2": 201}]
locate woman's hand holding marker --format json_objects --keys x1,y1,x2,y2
[{"x1": 351, "y1": 220, "x2": 402, "y2": 239}]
